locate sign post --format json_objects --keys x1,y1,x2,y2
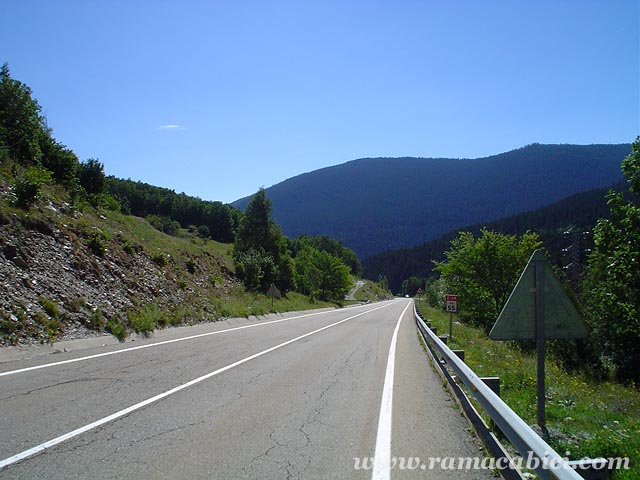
[
  {"x1": 267, "y1": 283, "x2": 281, "y2": 309},
  {"x1": 533, "y1": 255, "x2": 546, "y2": 432},
  {"x1": 445, "y1": 294, "x2": 459, "y2": 340},
  {"x1": 489, "y1": 250, "x2": 587, "y2": 435}
]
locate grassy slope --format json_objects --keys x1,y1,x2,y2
[
  {"x1": 416, "y1": 301, "x2": 639, "y2": 479},
  {"x1": 0, "y1": 179, "x2": 341, "y2": 344},
  {"x1": 352, "y1": 280, "x2": 393, "y2": 302}
]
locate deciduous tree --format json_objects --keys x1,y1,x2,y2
[
  {"x1": 0, "y1": 63, "x2": 44, "y2": 165},
  {"x1": 434, "y1": 229, "x2": 541, "y2": 331},
  {"x1": 584, "y1": 137, "x2": 640, "y2": 383},
  {"x1": 234, "y1": 189, "x2": 293, "y2": 293}
]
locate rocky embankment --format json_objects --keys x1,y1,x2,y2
[{"x1": 0, "y1": 196, "x2": 235, "y2": 347}]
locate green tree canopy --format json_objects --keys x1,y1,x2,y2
[
  {"x1": 585, "y1": 137, "x2": 640, "y2": 383},
  {"x1": 0, "y1": 63, "x2": 44, "y2": 165},
  {"x1": 434, "y1": 229, "x2": 541, "y2": 331},
  {"x1": 78, "y1": 158, "x2": 106, "y2": 195},
  {"x1": 289, "y1": 234, "x2": 361, "y2": 276},
  {"x1": 293, "y1": 245, "x2": 351, "y2": 302},
  {"x1": 234, "y1": 189, "x2": 293, "y2": 293}
]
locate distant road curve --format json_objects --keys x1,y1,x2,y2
[{"x1": 346, "y1": 280, "x2": 367, "y2": 300}]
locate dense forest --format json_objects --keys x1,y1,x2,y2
[
  {"x1": 363, "y1": 181, "x2": 628, "y2": 294},
  {"x1": 233, "y1": 144, "x2": 629, "y2": 259}
]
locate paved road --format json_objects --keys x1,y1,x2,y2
[
  {"x1": 0, "y1": 300, "x2": 494, "y2": 479},
  {"x1": 345, "y1": 280, "x2": 366, "y2": 300}
]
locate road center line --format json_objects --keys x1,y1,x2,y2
[
  {"x1": 372, "y1": 300, "x2": 412, "y2": 480},
  {"x1": 0, "y1": 302, "x2": 395, "y2": 470},
  {"x1": 0, "y1": 303, "x2": 382, "y2": 378}
]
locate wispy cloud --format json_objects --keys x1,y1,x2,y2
[{"x1": 157, "y1": 124, "x2": 184, "y2": 130}]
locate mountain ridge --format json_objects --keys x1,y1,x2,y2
[
  {"x1": 233, "y1": 143, "x2": 630, "y2": 258},
  {"x1": 362, "y1": 180, "x2": 629, "y2": 293}
]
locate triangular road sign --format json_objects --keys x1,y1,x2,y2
[{"x1": 489, "y1": 250, "x2": 588, "y2": 340}]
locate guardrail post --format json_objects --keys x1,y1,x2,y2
[
  {"x1": 567, "y1": 459, "x2": 610, "y2": 480},
  {"x1": 438, "y1": 335, "x2": 448, "y2": 345},
  {"x1": 481, "y1": 377, "x2": 502, "y2": 436},
  {"x1": 452, "y1": 350, "x2": 465, "y2": 362},
  {"x1": 431, "y1": 326, "x2": 437, "y2": 335},
  {"x1": 481, "y1": 377, "x2": 501, "y2": 397}
]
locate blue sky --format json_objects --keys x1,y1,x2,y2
[{"x1": 2, "y1": 0, "x2": 638, "y2": 203}]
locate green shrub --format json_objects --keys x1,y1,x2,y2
[
  {"x1": 13, "y1": 166, "x2": 53, "y2": 207},
  {"x1": 151, "y1": 251, "x2": 168, "y2": 267},
  {"x1": 13, "y1": 305, "x2": 27, "y2": 323},
  {"x1": 105, "y1": 318, "x2": 127, "y2": 341},
  {"x1": 0, "y1": 318, "x2": 19, "y2": 335},
  {"x1": 168, "y1": 305, "x2": 188, "y2": 326},
  {"x1": 32, "y1": 310, "x2": 48, "y2": 325},
  {"x1": 127, "y1": 304, "x2": 160, "y2": 336},
  {"x1": 38, "y1": 297, "x2": 59, "y2": 318},
  {"x1": 120, "y1": 238, "x2": 135, "y2": 254},
  {"x1": 186, "y1": 258, "x2": 197, "y2": 274},
  {"x1": 115, "y1": 234, "x2": 141, "y2": 255},
  {"x1": 78, "y1": 158, "x2": 105, "y2": 195},
  {"x1": 45, "y1": 318, "x2": 61, "y2": 338},
  {"x1": 90, "y1": 193, "x2": 120, "y2": 211},
  {"x1": 89, "y1": 307, "x2": 105, "y2": 329},
  {"x1": 87, "y1": 229, "x2": 108, "y2": 256},
  {"x1": 197, "y1": 225, "x2": 210, "y2": 238},
  {"x1": 146, "y1": 215, "x2": 181, "y2": 235}
]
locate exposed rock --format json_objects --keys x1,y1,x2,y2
[
  {"x1": 0, "y1": 200, "x2": 236, "y2": 347},
  {"x1": 11, "y1": 256, "x2": 29, "y2": 269}
]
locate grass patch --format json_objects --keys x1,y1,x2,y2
[
  {"x1": 416, "y1": 300, "x2": 640, "y2": 479},
  {"x1": 211, "y1": 289, "x2": 336, "y2": 319},
  {"x1": 127, "y1": 304, "x2": 163, "y2": 336},
  {"x1": 105, "y1": 318, "x2": 127, "y2": 342},
  {"x1": 89, "y1": 307, "x2": 105, "y2": 329},
  {"x1": 38, "y1": 297, "x2": 59, "y2": 318}
]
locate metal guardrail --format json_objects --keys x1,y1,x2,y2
[{"x1": 414, "y1": 304, "x2": 584, "y2": 480}]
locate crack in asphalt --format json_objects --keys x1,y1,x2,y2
[{"x1": 0, "y1": 377, "x2": 115, "y2": 401}]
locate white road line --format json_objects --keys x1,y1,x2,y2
[
  {"x1": 372, "y1": 300, "x2": 412, "y2": 480},
  {"x1": 0, "y1": 303, "x2": 384, "y2": 378},
  {"x1": 0, "y1": 302, "x2": 394, "y2": 470}
]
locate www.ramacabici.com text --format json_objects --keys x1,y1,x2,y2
[{"x1": 354, "y1": 452, "x2": 630, "y2": 472}]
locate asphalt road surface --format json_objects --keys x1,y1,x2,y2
[{"x1": 0, "y1": 299, "x2": 495, "y2": 479}]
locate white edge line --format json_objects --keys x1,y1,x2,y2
[
  {"x1": 0, "y1": 303, "x2": 382, "y2": 378},
  {"x1": 0, "y1": 302, "x2": 395, "y2": 470},
  {"x1": 371, "y1": 300, "x2": 412, "y2": 480}
]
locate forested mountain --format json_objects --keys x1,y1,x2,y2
[
  {"x1": 233, "y1": 144, "x2": 629, "y2": 259},
  {"x1": 362, "y1": 181, "x2": 628, "y2": 293}
]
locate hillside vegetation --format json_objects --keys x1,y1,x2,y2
[{"x1": 233, "y1": 143, "x2": 629, "y2": 259}]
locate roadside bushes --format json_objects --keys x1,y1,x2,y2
[{"x1": 13, "y1": 166, "x2": 52, "y2": 207}]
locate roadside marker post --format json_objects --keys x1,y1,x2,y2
[
  {"x1": 489, "y1": 250, "x2": 587, "y2": 435},
  {"x1": 445, "y1": 294, "x2": 459, "y2": 340}
]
